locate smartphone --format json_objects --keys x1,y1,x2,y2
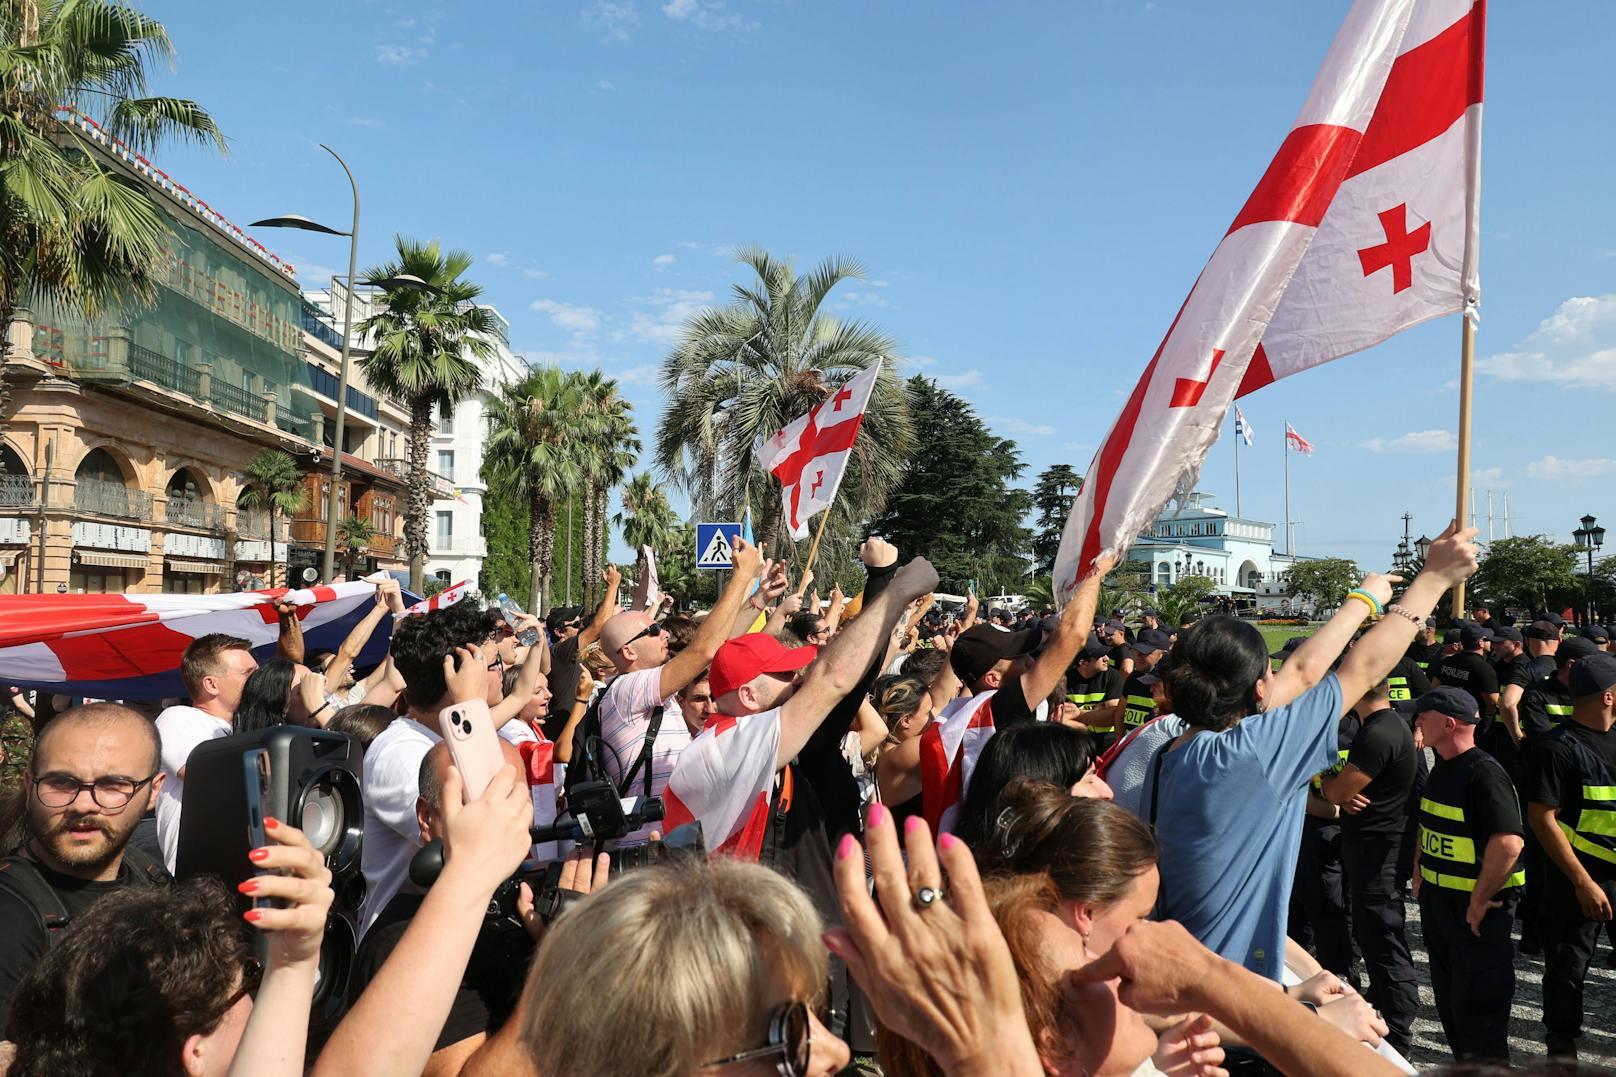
[
  {"x1": 442, "y1": 701, "x2": 505, "y2": 802},
  {"x1": 241, "y1": 749, "x2": 281, "y2": 910}
]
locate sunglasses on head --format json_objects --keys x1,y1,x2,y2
[{"x1": 702, "y1": 1000, "x2": 812, "y2": 1076}]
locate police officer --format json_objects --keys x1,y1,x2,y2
[
  {"x1": 1120, "y1": 630, "x2": 1170, "y2": 733},
  {"x1": 1293, "y1": 710, "x2": 1360, "y2": 984},
  {"x1": 1064, "y1": 637, "x2": 1124, "y2": 751},
  {"x1": 1410, "y1": 686, "x2": 1525, "y2": 1062},
  {"x1": 1408, "y1": 618, "x2": 1442, "y2": 674},
  {"x1": 1321, "y1": 677, "x2": 1420, "y2": 1054},
  {"x1": 1386, "y1": 650, "x2": 1431, "y2": 711},
  {"x1": 1525, "y1": 650, "x2": 1616, "y2": 1059},
  {"x1": 1433, "y1": 624, "x2": 1501, "y2": 729}
]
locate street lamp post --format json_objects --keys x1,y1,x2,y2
[
  {"x1": 1573, "y1": 514, "x2": 1605, "y2": 626},
  {"x1": 254, "y1": 148, "x2": 442, "y2": 583}
]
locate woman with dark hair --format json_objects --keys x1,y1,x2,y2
[
  {"x1": 953, "y1": 723, "x2": 1110, "y2": 853},
  {"x1": 1138, "y1": 523, "x2": 1478, "y2": 1033},
  {"x1": 234, "y1": 660, "x2": 328, "y2": 734}
]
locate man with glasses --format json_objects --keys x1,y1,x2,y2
[{"x1": 0, "y1": 703, "x2": 170, "y2": 1029}]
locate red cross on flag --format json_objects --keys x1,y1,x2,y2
[
  {"x1": 1053, "y1": 0, "x2": 1483, "y2": 602},
  {"x1": 758, "y1": 359, "x2": 883, "y2": 540}
]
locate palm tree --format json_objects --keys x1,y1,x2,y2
[
  {"x1": 355, "y1": 237, "x2": 495, "y2": 591},
  {"x1": 655, "y1": 247, "x2": 913, "y2": 548},
  {"x1": 482, "y1": 366, "x2": 588, "y2": 611},
  {"x1": 615, "y1": 471, "x2": 677, "y2": 560},
  {"x1": 577, "y1": 372, "x2": 638, "y2": 605},
  {"x1": 239, "y1": 451, "x2": 309, "y2": 588},
  {"x1": 1, "y1": 0, "x2": 225, "y2": 422},
  {"x1": 335, "y1": 514, "x2": 375, "y2": 579}
]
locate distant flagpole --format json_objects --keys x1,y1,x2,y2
[
  {"x1": 1283, "y1": 422, "x2": 1291, "y2": 556},
  {"x1": 1234, "y1": 419, "x2": 1242, "y2": 519}
]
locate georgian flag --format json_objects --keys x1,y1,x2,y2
[
  {"x1": 759, "y1": 360, "x2": 883, "y2": 540},
  {"x1": 661, "y1": 708, "x2": 782, "y2": 861},
  {"x1": 403, "y1": 580, "x2": 468, "y2": 616},
  {"x1": 919, "y1": 691, "x2": 999, "y2": 835},
  {"x1": 1234, "y1": 407, "x2": 1255, "y2": 446},
  {"x1": 1053, "y1": 0, "x2": 1482, "y2": 602},
  {"x1": 1285, "y1": 422, "x2": 1316, "y2": 455},
  {"x1": 0, "y1": 581, "x2": 397, "y2": 698},
  {"x1": 517, "y1": 736, "x2": 568, "y2": 863}
]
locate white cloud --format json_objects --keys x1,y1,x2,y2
[
  {"x1": 594, "y1": 80, "x2": 616, "y2": 92},
  {"x1": 1478, "y1": 292, "x2": 1616, "y2": 391},
  {"x1": 933, "y1": 369, "x2": 985, "y2": 391},
  {"x1": 583, "y1": 0, "x2": 640, "y2": 41},
  {"x1": 652, "y1": 253, "x2": 677, "y2": 270},
  {"x1": 990, "y1": 416, "x2": 1055, "y2": 437},
  {"x1": 375, "y1": 43, "x2": 427, "y2": 65},
  {"x1": 289, "y1": 260, "x2": 342, "y2": 288},
  {"x1": 612, "y1": 363, "x2": 662, "y2": 387},
  {"x1": 531, "y1": 299, "x2": 602, "y2": 334},
  {"x1": 1469, "y1": 467, "x2": 1507, "y2": 487},
  {"x1": 662, "y1": 0, "x2": 698, "y2": 15},
  {"x1": 661, "y1": 0, "x2": 750, "y2": 28},
  {"x1": 522, "y1": 268, "x2": 552, "y2": 280},
  {"x1": 1062, "y1": 442, "x2": 1093, "y2": 455},
  {"x1": 1357, "y1": 429, "x2": 1457, "y2": 454},
  {"x1": 906, "y1": 355, "x2": 939, "y2": 369},
  {"x1": 1523, "y1": 455, "x2": 1616, "y2": 482},
  {"x1": 485, "y1": 252, "x2": 510, "y2": 267},
  {"x1": 835, "y1": 289, "x2": 888, "y2": 308},
  {"x1": 627, "y1": 288, "x2": 713, "y2": 345},
  {"x1": 870, "y1": 279, "x2": 890, "y2": 288},
  {"x1": 344, "y1": 115, "x2": 384, "y2": 128}
]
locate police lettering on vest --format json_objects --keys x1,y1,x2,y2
[{"x1": 1418, "y1": 752, "x2": 1525, "y2": 895}]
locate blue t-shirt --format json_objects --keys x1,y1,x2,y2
[{"x1": 1147, "y1": 672, "x2": 1341, "y2": 980}]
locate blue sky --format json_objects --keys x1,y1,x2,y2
[{"x1": 143, "y1": 0, "x2": 1616, "y2": 566}]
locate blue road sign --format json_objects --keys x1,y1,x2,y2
[{"x1": 695, "y1": 522, "x2": 742, "y2": 569}]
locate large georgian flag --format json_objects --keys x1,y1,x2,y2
[
  {"x1": 661, "y1": 706, "x2": 782, "y2": 861},
  {"x1": 1054, "y1": 0, "x2": 1483, "y2": 600},
  {"x1": 919, "y1": 691, "x2": 999, "y2": 835},
  {"x1": 759, "y1": 360, "x2": 883, "y2": 540},
  {"x1": 0, "y1": 581, "x2": 396, "y2": 698}
]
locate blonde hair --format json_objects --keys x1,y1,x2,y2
[
  {"x1": 580, "y1": 641, "x2": 615, "y2": 680},
  {"x1": 521, "y1": 857, "x2": 827, "y2": 1077}
]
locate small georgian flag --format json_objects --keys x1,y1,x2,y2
[{"x1": 1285, "y1": 422, "x2": 1315, "y2": 455}]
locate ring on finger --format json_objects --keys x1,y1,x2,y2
[{"x1": 912, "y1": 885, "x2": 944, "y2": 910}]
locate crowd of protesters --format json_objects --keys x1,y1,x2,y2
[{"x1": 0, "y1": 518, "x2": 1613, "y2": 1075}]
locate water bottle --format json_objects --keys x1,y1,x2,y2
[{"x1": 497, "y1": 593, "x2": 538, "y2": 646}]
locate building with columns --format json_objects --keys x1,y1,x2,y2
[
  {"x1": 1124, "y1": 491, "x2": 1308, "y2": 603},
  {"x1": 0, "y1": 111, "x2": 407, "y2": 593}
]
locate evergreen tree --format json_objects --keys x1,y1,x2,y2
[{"x1": 1030, "y1": 464, "x2": 1082, "y2": 575}]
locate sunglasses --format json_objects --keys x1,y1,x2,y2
[
  {"x1": 623, "y1": 620, "x2": 665, "y2": 646},
  {"x1": 702, "y1": 1000, "x2": 811, "y2": 1075}
]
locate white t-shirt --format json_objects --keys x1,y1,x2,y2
[
  {"x1": 359, "y1": 716, "x2": 440, "y2": 937},
  {"x1": 598, "y1": 667, "x2": 692, "y2": 844},
  {"x1": 1107, "y1": 715, "x2": 1187, "y2": 821},
  {"x1": 498, "y1": 718, "x2": 539, "y2": 746},
  {"x1": 154, "y1": 705, "x2": 233, "y2": 872}
]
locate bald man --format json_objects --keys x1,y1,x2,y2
[
  {"x1": 0, "y1": 704, "x2": 171, "y2": 1029},
  {"x1": 348, "y1": 739, "x2": 531, "y2": 1074},
  {"x1": 595, "y1": 536, "x2": 764, "y2": 843}
]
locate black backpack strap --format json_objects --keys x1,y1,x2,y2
[
  {"x1": 0, "y1": 855, "x2": 71, "y2": 941},
  {"x1": 118, "y1": 843, "x2": 171, "y2": 887},
  {"x1": 619, "y1": 705, "x2": 665, "y2": 798}
]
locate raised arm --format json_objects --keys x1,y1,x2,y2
[
  {"x1": 275, "y1": 599, "x2": 305, "y2": 663},
  {"x1": 776, "y1": 557, "x2": 939, "y2": 770},
  {"x1": 577, "y1": 565, "x2": 622, "y2": 652},
  {"x1": 732, "y1": 561, "x2": 787, "y2": 639},
  {"x1": 659, "y1": 537, "x2": 765, "y2": 700},
  {"x1": 1012, "y1": 555, "x2": 1119, "y2": 714},
  {"x1": 324, "y1": 579, "x2": 400, "y2": 696},
  {"x1": 824, "y1": 583, "x2": 848, "y2": 633}
]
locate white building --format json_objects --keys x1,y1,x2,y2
[
  {"x1": 303, "y1": 283, "x2": 526, "y2": 593},
  {"x1": 1124, "y1": 491, "x2": 1310, "y2": 606}
]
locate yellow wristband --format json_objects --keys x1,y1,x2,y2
[{"x1": 1344, "y1": 592, "x2": 1378, "y2": 617}]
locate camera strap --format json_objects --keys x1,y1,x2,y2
[{"x1": 618, "y1": 705, "x2": 665, "y2": 798}]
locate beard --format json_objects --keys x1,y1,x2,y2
[{"x1": 25, "y1": 804, "x2": 135, "y2": 875}]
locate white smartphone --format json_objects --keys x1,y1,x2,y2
[{"x1": 441, "y1": 699, "x2": 505, "y2": 802}]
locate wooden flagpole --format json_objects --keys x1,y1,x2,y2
[
  {"x1": 796, "y1": 504, "x2": 834, "y2": 595},
  {"x1": 1451, "y1": 314, "x2": 1476, "y2": 617}
]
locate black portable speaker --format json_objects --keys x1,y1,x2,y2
[{"x1": 175, "y1": 725, "x2": 365, "y2": 1026}]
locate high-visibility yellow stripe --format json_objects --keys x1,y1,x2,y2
[
  {"x1": 1546, "y1": 704, "x2": 1574, "y2": 716},
  {"x1": 1420, "y1": 826, "x2": 1476, "y2": 865},
  {"x1": 1584, "y1": 785, "x2": 1616, "y2": 800},
  {"x1": 1420, "y1": 864, "x2": 1525, "y2": 893},
  {"x1": 1066, "y1": 693, "x2": 1104, "y2": 706},
  {"x1": 1420, "y1": 797, "x2": 1466, "y2": 822},
  {"x1": 1559, "y1": 821, "x2": 1616, "y2": 864},
  {"x1": 1579, "y1": 808, "x2": 1616, "y2": 837}
]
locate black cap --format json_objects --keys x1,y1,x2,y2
[
  {"x1": 1444, "y1": 628, "x2": 1464, "y2": 644},
  {"x1": 1583, "y1": 625, "x2": 1611, "y2": 644},
  {"x1": 1559, "y1": 637, "x2": 1599, "y2": 663},
  {"x1": 1569, "y1": 652, "x2": 1616, "y2": 697},
  {"x1": 1141, "y1": 608, "x2": 1159, "y2": 618},
  {"x1": 1492, "y1": 626, "x2": 1524, "y2": 644},
  {"x1": 544, "y1": 605, "x2": 583, "y2": 631},
  {"x1": 1460, "y1": 624, "x2": 1494, "y2": 648},
  {"x1": 1524, "y1": 620, "x2": 1561, "y2": 641},
  {"x1": 1270, "y1": 636, "x2": 1307, "y2": 660},
  {"x1": 1537, "y1": 611, "x2": 1567, "y2": 628},
  {"x1": 1415, "y1": 686, "x2": 1480, "y2": 724},
  {"x1": 1132, "y1": 629, "x2": 1172, "y2": 655},
  {"x1": 1137, "y1": 670, "x2": 1162, "y2": 687},
  {"x1": 1077, "y1": 635, "x2": 1111, "y2": 662},
  {"x1": 950, "y1": 624, "x2": 1043, "y2": 684},
  {"x1": 1101, "y1": 619, "x2": 1126, "y2": 633}
]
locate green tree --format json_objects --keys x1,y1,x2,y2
[
  {"x1": 355, "y1": 237, "x2": 495, "y2": 590},
  {"x1": 1282, "y1": 557, "x2": 1362, "y2": 611},
  {"x1": 478, "y1": 483, "x2": 530, "y2": 602},
  {"x1": 482, "y1": 366, "x2": 587, "y2": 611},
  {"x1": 238, "y1": 451, "x2": 308, "y2": 588},
  {"x1": 1, "y1": 1, "x2": 225, "y2": 421},
  {"x1": 577, "y1": 372, "x2": 638, "y2": 606},
  {"x1": 869, "y1": 376, "x2": 1030, "y2": 594},
  {"x1": 654, "y1": 247, "x2": 912, "y2": 546},
  {"x1": 1153, "y1": 575, "x2": 1217, "y2": 628},
  {"x1": 616, "y1": 471, "x2": 677, "y2": 556},
  {"x1": 1471, "y1": 535, "x2": 1580, "y2": 613},
  {"x1": 1030, "y1": 465, "x2": 1082, "y2": 576},
  {"x1": 335, "y1": 515, "x2": 374, "y2": 579}
]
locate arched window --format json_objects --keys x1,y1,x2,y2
[
  {"x1": 76, "y1": 448, "x2": 124, "y2": 484},
  {"x1": 1157, "y1": 562, "x2": 1171, "y2": 586}
]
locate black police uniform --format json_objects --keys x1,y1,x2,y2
[
  {"x1": 1290, "y1": 715, "x2": 1359, "y2": 981},
  {"x1": 1416, "y1": 746, "x2": 1524, "y2": 1061},
  {"x1": 1515, "y1": 673, "x2": 1574, "y2": 951},
  {"x1": 1340, "y1": 708, "x2": 1420, "y2": 1054},
  {"x1": 1120, "y1": 670, "x2": 1158, "y2": 733},
  {"x1": 1433, "y1": 651, "x2": 1500, "y2": 729},
  {"x1": 1066, "y1": 666, "x2": 1123, "y2": 751},
  {"x1": 1387, "y1": 656, "x2": 1431, "y2": 709},
  {"x1": 1524, "y1": 720, "x2": 1616, "y2": 1058}
]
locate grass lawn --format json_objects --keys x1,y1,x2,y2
[{"x1": 1255, "y1": 622, "x2": 1320, "y2": 654}]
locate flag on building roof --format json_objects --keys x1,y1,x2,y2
[
  {"x1": 1286, "y1": 422, "x2": 1316, "y2": 455},
  {"x1": 759, "y1": 360, "x2": 883, "y2": 540},
  {"x1": 1053, "y1": 0, "x2": 1482, "y2": 603}
]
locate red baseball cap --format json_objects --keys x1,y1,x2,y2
[{"x1": 709, "y1": 633, "x2": 817, "y2": 700}]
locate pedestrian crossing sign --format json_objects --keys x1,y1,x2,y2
[{"x1": 695, "y1": 523, "x2": 741, "y2": 569}]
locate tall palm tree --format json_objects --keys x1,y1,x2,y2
[
  {"x1": 577, "y1": 372, "x2": 638, "y2": 605},
  {"x1": 615, "y1": 470, "x2": 677, "y2": 562},
  {"x1": 239, "y1": 450, "x2": 308, "y2": 588},
  {"x1": 1, "y1": 0, "x2": 225, "y2": 422},
  {"x1": 482, "y1": 366, "x2": 588, "y2": 612},
  {"x1": 335, "y1": 514, "x2": 375, "y2": 580},
  {"x1": 655, "y1": 247, "x2": 913, "y2": 549},
  {"x1": 356, "y1": 237, "x2": 495, "y2": 591}
]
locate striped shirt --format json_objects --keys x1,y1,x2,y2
[{"x1": 599, "y1": 666, "x2": 692, "y2": 844}]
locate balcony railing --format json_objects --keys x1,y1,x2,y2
[
  {"x1": 164, "y1": 497, "x2": 227, "y2": 530},
  {"x1": 128, "y1": 344, "x2": 202, "y2": 397},
  {"x1": 234, "y1": 509, "x2": 285, "y2": 540},
  {"x1": 376, "y1": 458, "x2": 454, "y2": 498},
  {"x1": 75, "y1": 477, "x2": 153, "y2": 521},
  {"x1": 0, "y1": 474, "x2": 36, "y2": 509},
  {"x1": 210, "y1": 379, "x2": 267, "y2": 422}
]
